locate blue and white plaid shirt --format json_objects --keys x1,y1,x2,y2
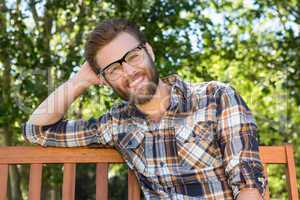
[{"x1": 23, "y1": 75, "x2": 267, "y2": 199}]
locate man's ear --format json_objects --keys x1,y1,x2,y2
[
  {"x1": 91, "y1": 62, "x2": 108, "y2": 86},
  {"x1": 145, "y1": 42, "x2": 155, "y2": 61}
]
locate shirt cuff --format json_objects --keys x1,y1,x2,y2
[
  {"x1": 228, "y1": 160, "x2": 268, "y2": 199},
  {"x1": 22, "y1": 122, "x2": 40, "y2": 144}
]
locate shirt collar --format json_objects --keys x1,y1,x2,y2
[{"x1": 162, "y1": 74, "x2": 192, "y2": 113}]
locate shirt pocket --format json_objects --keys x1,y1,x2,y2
[
  {"x1": 117, "y1": 130, "x2": 147, "y2": 174},
  {"x1": 176, "y1": 121, "x2": 219, "y2": 171}
]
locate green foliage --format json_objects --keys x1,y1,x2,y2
[{"x1": 0, "y1": 0, "x2": 299, "y2": 199}]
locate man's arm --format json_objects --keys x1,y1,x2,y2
[
  {"x1": 23, "y1": 62, "x2": 114, "y2": 147},
  {"x1": 216, "y1": 84, "x2": 267, "y2": 199},
  {"x1": 237, "y1": 188, "x2": 263, "y2": 200},
  {"x1": 28, "y1": 62, "x2": 103, "y2": 125}
]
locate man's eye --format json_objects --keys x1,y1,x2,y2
[
  {"x1": 127, "y1": 49, "x2": 143, "y2": 61},
  {"x1": 107, "y1": 64, "x2": 121, "y2": 74},
  {"x1": 127, "y1": 53, "x2": 139, "y2": 61}
]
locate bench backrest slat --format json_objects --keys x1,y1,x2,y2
[
  {"x1": 0, "y1": 147, "x2": 123, "y2": 164},
  {"x1": 96, "y1": 163, "x2": 108, "y2": 200},
  {"x1": 263, "y1": 164, "x2": 270, "y2": 200},
  {"x1": 285, "y1": 145, "x2": 298, "y2": 200},
  {"x1": 62, "y1": 163, "x2": 76, "y2": 200},
  {"x1": 128, "y1": 170, "x2": 141, "y2": 200},
  {"x1": 0, "y1": 164, "x2": 8, "y2": 200},
  {"x1": 259, "y1": 146, "x2": 286, "y2": 163},
  {"x1": 29, "y1": 164, "x2": 42, "y2": 200}
]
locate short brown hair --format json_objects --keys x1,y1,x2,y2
[{"x1": 85, "y1": 19, "x2": 147, "y2": 72}]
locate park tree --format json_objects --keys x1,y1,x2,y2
[{"x1": 0, "y1": 0, "x2": 299, "y2": 199}]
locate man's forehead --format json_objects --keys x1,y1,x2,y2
[{"x1": 96, "y1": 32, "x2": 140, "y2": 69}]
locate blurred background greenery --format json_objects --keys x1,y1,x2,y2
[{"x1": 0, "y1": 0, "x2": 299, "y2": 199}]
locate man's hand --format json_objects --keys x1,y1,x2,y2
[
  {"x1": 75, "y1": 61, "x2": 104, "y2": 86},
  {"x1": 28, "y1": 61, "x2": 103, "y2": 125},
  {"x1": 236, "y1": 188, "x2": 263, "y2": 200}
]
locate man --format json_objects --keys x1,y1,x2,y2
[{"x1": 23, "y1": 19, "x2": 267, "y2": 199}]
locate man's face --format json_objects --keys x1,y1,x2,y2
[{"x1": 95, "y1": 32, "x2": 159, "y2": 104}]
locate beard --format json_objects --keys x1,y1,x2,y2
[{"x1": 108, "y1": 52, "x2": 159, "y2": 105}]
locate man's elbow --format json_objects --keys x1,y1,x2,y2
[{"x1": 22, "y1": 121, "x2": 45, "y2": 146}]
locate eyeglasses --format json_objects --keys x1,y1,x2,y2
[{"x1": 96, "y1": 42, "x2": 146, "y2": 81}]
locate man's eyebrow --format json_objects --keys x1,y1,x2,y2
[{"x1": 102, "y1": 43, "x2": 142, "y2": 70}]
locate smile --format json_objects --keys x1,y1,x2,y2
[{"x1": 129, "y1": 75, "x2": 145, "y2": 89}]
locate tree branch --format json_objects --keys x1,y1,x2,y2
[{"x1": 28, "y1": 0, "x2": 41, "y2": 30}]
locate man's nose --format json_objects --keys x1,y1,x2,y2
[{"x1": 122, "y1": 62, "x2": 137, "y2": 77}]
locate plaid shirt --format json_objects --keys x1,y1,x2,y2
[{"x1": 23, "y1": 75, "x2": 267, "y2": 199}]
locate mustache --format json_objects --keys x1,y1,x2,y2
[{"x1": 124, "y1": 72, "x2": 145, "y2": 87}]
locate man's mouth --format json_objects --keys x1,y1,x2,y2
[{"x1": 129, "y1": 76, "x2": 144, "y2": 88}]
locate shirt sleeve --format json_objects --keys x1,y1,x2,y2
[
  {"x1": 216, "y1": 84, "x2": 267, "y2": 199},
  {"x1": 22, "y1": 112, "x2": 114, "y2": 147}
]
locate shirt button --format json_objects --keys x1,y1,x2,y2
[{"x1": 160, "y1": 161, "x2": 165, "y2": 167}]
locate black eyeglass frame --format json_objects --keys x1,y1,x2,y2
[{"x1": 95, "y1": 42, "x2": 146, "y2": 78}]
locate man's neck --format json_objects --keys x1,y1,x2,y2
[{"x1": 136, "y1": 79, "x2": 171, "y2": 122}]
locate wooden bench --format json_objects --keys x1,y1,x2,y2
[{"x1": 0, "y1": 145, "x2": 298, "y2": 200}]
